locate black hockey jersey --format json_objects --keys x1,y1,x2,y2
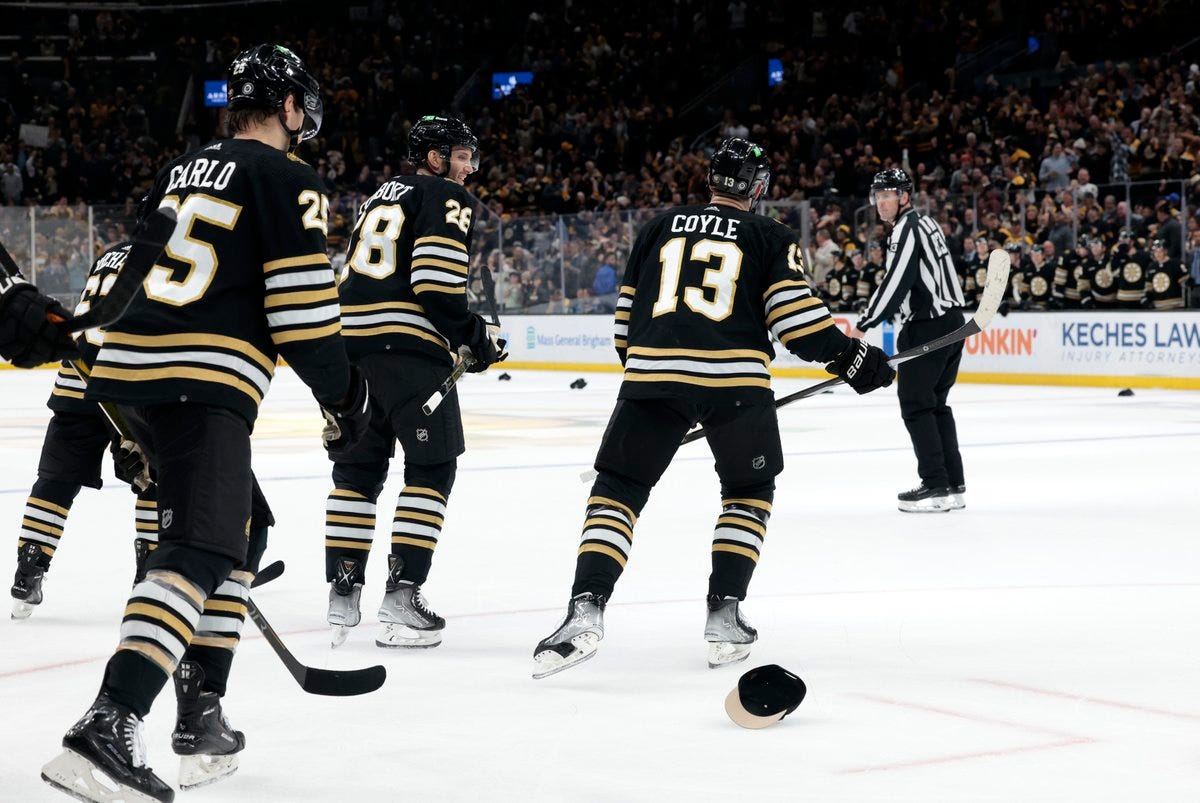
[
  {"x1": 615, "y1": 203, "x2": 850, "y2": 403},
  {"x1": 1145, "y1": 258, "x2": 1187, "y2": 309},
  {"x1": 86, "y1": 138, "x2": 350, "y2": 425},
  {"x1": 48, "y1": 241, "x2": 130, "y2": 413},
  {"x1": 338, "y1": 175, "x2": 478, "y2": 365}
]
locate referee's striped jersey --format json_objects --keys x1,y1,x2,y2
[
  {"x1": 615, "y1": 203, "x2": 851, "y2": 403},
  {"x1": 86, "y1": 138, "x2": 352, "y2": 425},
  {"x1": 856, "y1": 207, "x2": 964, "y2": 331}
]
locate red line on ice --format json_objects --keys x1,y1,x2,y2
[{"x1": 971, "y1": 677, "x2": 1200, "y2": 723}]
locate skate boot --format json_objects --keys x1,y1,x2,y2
[
  {"x1": 376, "y1": 555, "x2": 444, "y2": 648},
  {"x1": 328, "y1": 557, "x2": 363, "y2": 647},
  {"x1": 532, "y1": 592, "x2": 606, "y2": 679},
  {"x1": 949, "y1": 484, "x2": 966, "y2": 511},
  {"x1": 705, "y1": 595, "x2": 758, "y2": 668},
  {"x1": 42, "y1": 694, "x2": 174, "y2": 802},
  {"x1": 12, "y1": 541, "x2": 49, "y2": 619},
  {"x1": 171, "y1": 661, "x2": 245, "y2": 790},
  {"x1": 133, "y1": 538, "x2": 154, "y2": 586},
  {"x1": 897, "y1": 482, "x2": 955, "y2": 513}
]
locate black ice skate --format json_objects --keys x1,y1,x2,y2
[
  {"x1": 704, "y1": 595, "x2": 758, "y2": 668},
  {"x1": 171, "y1": 661, "x2": 245, "y2": 790},
  {"x1": 897, "y1": 482, "x2": 956, "y2": 513},
  {"x1": 328, "y1": 557, "x2": 363, "y2": 647},
  {"x1": 11, "y1": 541, "x2": 49, "y2": 619},
  {"x1": 532, "y1": 592, "x2": 606, "y2": 679},
  {"x1": 950, "y1": 484, "x2": 966, "y2": 510},
  {"x1": 41, "y1": 694, "x2": 174, "y2": 803},
  {"x1": 376, "y1": 555, "x2": 444, "y2": 648}
]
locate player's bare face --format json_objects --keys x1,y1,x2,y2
[
  {"x1": 874, "y1": 190, "x2": 901, "y2": 222},
  {"x1": 447, "y1": 147, "x2": 477, "y2": 184}
]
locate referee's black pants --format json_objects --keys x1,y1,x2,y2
[{"x1": 897, "y1": 308, "x2": 965, "y2": 489}]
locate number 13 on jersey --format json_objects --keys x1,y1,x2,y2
[{"x1": 652, "y1": 237, "x2": 744, "y2": 321}]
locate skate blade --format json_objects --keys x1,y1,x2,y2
[
  {"x1": 707, "y1": 641, "x2": 753, "y2": 669},
  {"x1": 11, "y1": 598, "x2": 37, "y2": 619},
  {"x1": 898, "y1": 498, "x2": 954, "y2": 513},
  {"x1": 532, "y1": 632, "x2": 602, "y2": 679},
  {"x1": 179, "y1": 753, "x2": 238, "y2": 790},
  {"x1": 330, "y1": 625, "x2": 351, "y2": 648},
  {"x1": 949, "y1": 494, "x2": 966, "y2": 510},
  {"x1": 42, "y1": 748, "x2": 165, "y2": 803},
  {"x1": 375, "y1": 623, "x2": 442, "y2": 649}
]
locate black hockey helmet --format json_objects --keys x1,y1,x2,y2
[
  {"x1": 409, "y1": 115, "x2": 480, "y2": 173},
  {"x1": 869, "y1": 167, "x2": 913, "y2": 204},
  {"x1": 1118, "y1": 227, "x2": 1135, "y2": 241},
  {"x1": 707, "y1": 137, "x2": 771, "y2": 208},
  {"x1": 227, "y1": 44, "x2": 323, "y2": 145},
  {"x1": 1150, "y1": 237, "x2": 1167, "y2": 251}
]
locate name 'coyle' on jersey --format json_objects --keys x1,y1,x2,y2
[
  {"x1": 616, "y1": 203, "x2": 851, "y2": 402},
  {"x1": 338, "y1": 174, "x2": 479, "y2": 365},
  {"x1": 85, "y1": 138, "x2": 351, "y2": 425}
]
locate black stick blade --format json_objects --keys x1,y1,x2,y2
[
  {"x1": 250, "y1": 560, "x2": 285, "y2": 589},
  {"x1": 300, "y1": 664, "x2": 388, "y2": 696},
  {"x1": 68, "y1": 206, "x2": 177, "y2": 332}
]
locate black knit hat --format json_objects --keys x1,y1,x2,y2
[{"x1": 724, "y1": 664, "x2": 806, "y2": 729}]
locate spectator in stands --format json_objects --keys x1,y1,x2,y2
[
  {"x1": 1039, "y1": 141, "x2": 1074, "y2": 192},
  {"x1": 1155, "y1": 201, "x2": 1183, "y2": 260},
  {"x1": 592, "y1": 258, "x2": 616, "y2": 297}
]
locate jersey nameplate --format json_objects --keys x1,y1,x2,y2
[{"x1": 670, "y1": 213, "x2": 740, "y2": 241}]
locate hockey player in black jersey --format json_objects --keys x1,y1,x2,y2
[
  {"x1": 0, "y1": 270, "x2": 80, "y2": 368},
  {"x1": 323, "y1": 115, "x2": 505, "y2": 649},
  {"x1": 532, "y1": 138, "x2": 893, "y2": 679},
  {"x1": 1144, "y1": 238, "x2": 1187, "y2": 310},
  {"x1": 42, "y1": 44, "x2": 369, "y2": 803},
  {"x1": 11, "y1": 242, "x2": 159, "y2": 621}
]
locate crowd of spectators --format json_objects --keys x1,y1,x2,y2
[{"x1": 1, "y1": 0, "x2": 1198, "y2": 309}]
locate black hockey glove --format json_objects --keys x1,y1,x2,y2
[
  {"x1": 0, "y1": 277, "x2": 80, "y2": 368},
  {"x1": 109, "y1": 437, "x2": 152, "y2": 492},
  {"x1": 321, "y1": 366, "x2": 370, "y2": 458},
  {"x1": 825, "y1": 339, "x2": 895, "y2": 394},
  {"x1": 460, "y1": 314, "x2": 508, "y2": 374}
]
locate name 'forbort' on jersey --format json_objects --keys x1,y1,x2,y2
[
  {"x1": 615, "y1": 203, "x2": 852, "y2": 403},
  {"x1": 48, "y1": 241, "x2": 130, "y2": 414},
  {"x1": 337, "y1": 174, "x2": 480, "y2": 365},
  {"x1": 84, "y1": 138, "x2": 351, "y2": 425}
]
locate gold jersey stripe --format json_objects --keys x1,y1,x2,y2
[
  {"x1": 412, "y1": 282, "x2": 466, "y2": 296},
  {"x1": 415, "y1": 235, "x2": 467, "y2": 251},
  {"x1": 393, "y1": 511, "x2": 445, "y2": 527},
  {"x1": 403, "y1": 486, "x2": 447, "y2": 502},
  {"x1": 712, "y1": 543, "x2": 760, "y2": 562},
  {"x1": 29, "y1": 497, "x2": 72, "y2": 517},
  {"x1": 51, "y1": 388, "x2": 86, "y2": 400},
  {"x1": 21, "y1": 519, "x2": 63, "y2": 536},
  {"x1": 614, "y1": 310, "x2": 630, "y2": 321},
  {"x1": 91, "y1": 365, "x2": 264, "y2": 406},
  {"x1": 619, "y1": 285, "x2": 636, "y2": 296},
  {"x1": 154, "y1": 570, "x2": 207, "y2": 609},
  {"x1": 763, "y1": 278, "x2": 810, "y2": 298},
  {"x1": 271, "y1": 320, "x2": 342, "y2": 345},
  {"x1": 411, "y1": 257, "x2": 469, "y2": 275},
  {"x1": 229, "y1": 570, "x2": 254, "y2": 585},
  {"x1": 584, "y1": 516, "x2": 632, "y2": 540},
  {"x1": 578, "y1": 542, "x2": 627, "y2": 567},
  {"x1": 330, "y1": 488, "x2": 368, "y2": 499},
  {"x1": 136, "y1": 500, "x2": 157, "y2": 509},
  {"x1": 263, "y1": 253, "x2": 331, "y2": 272},
  {"x1": 102, "y1": 332, "x2": 275, "y2": 374},
  {"x1": 627, "y1": 345, "x2": 771, "y2": 363},
  {"x1": 203, "y1": 599, "x2": 248, "y2": 615},
  {"x1": 264, "y1": 287, "x2": 339, "y2": 308},
  {"x1": 325, "y1": 538, "x2": 374, "y2": 550},
  {"x1": 391, "y1": 535, "x2": 438, "y2": 549},
  {"x1": 717, "y1": 515, "x2": 766, "y2": 537},
  {"x1": 117, "y1": 641, "x2": 176, "y2": 674},
  {"x1": 779, "y1": 317, "x2": 836, "y2": 344},
  {"x1": 722, "y1": 498, "x2": 773, "y2": 513},
  {"x1": 123, "y1": 602, "x2": 194, "y2": 641},
  {"x1": 135, "y1": 522, "x2": 159, "y2": 532},
  {"x1": 623, "y1": 372, "x2": 772, "y2": 390},
  {"x1": 325, "y1": 513, "x2": 377, "y2": 526},
  {"x1": 341, "y1": 300, "x2": 426, "y2": 314},
  {"x1": 587, "y1": 496, "x2": 637, "y2": 524},
  {"x1": 766, "y1": 296, "x2": 825, "y2": 325},
  {"x1": 341, "y1": 323, "x2": 450, "y2": 350},
  {"x1": 189, "y1": 635, "x2": 240, "y2": 650}
]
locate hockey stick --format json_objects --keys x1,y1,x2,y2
[
  {"x1": 421, "y1": 262, "x2": 506, "y2": 415},
  {"x1": 679, "y1": 248, "x2": 1012, "y2": 445},
  {"x1": 245, "y1": 596, "x2": 387, "y2": 697},
  {"x1": 250, "y1": 560, "x2": 285, "y2": 588},
  {"x1": 0, "y1": 207, "x2": 176, "y2": 332}
]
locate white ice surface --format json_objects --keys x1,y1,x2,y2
[{"x1": 1, "y1": 368, "x2": 1197, "y2": 802}]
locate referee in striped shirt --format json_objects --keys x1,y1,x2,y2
[{"x1": 851, "y1": 168, "x2": 968, "y2": 512}]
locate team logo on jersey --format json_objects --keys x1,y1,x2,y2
[
  {"x1": 752, "y1": 455, "x2": 766, "y2": 470},
  {"x1": 161, "y1": 509, "x2": 174, "y2": 529},
  {"x1": 829, "y1": 278, "x2": 841, "y2": 296},
  {"x1": 1152, "y1": 272, "x2": 1171, "y2": 293},
  {"x1": 1122, "y1": 263, "x2": 1142, "y2": 282},
  {"x1": 1030, "y1": 276, "x2": 1048, "y2": 296},
  {"x1": 416, "y1": 428, "x2": 429, "y2": 443},
  {"x1": 975, "y1": 268, "x2": 988, "y2": 285},
  {"x1": 1095, "y1": 268, "x2": 1113, "y2": 288}
]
